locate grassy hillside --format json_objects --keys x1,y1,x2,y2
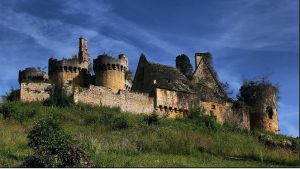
[{"x1": 0, "y1": 101, "x2": 299, "y2": 167}]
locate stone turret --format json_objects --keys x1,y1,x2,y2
[
  {"x1": 93, "y1": 54, "x2": 128, "y2": 93},
  {"x1": 239, "y1": 81, "x2": 279, "y2": 133},
  {"x1": 48, "y1": 37, "x2": 90, "y2": 86},
  {"x1": 19, "y1": 67, "x2": 48, "y2": 84}
]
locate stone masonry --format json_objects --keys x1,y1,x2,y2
[
  {"x1": 74, "y1": 85, "x2": 154, "y2": 115},
  {"x1": 20, "y1": 83, "x2": 52, "y2": 102},
  {"x1": 18, "y1": 37, "x2": 279, "y2": 134}
]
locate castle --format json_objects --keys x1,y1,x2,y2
[{"x1": 18, "y1": 37, "x2": 279, "y2": 134}]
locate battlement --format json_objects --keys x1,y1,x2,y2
[
  {"x1": 93, "y1": 54, "x2": 128, "y2": 73},
  {"x1": 19, "y1": 67, "x2": 48, "y2": 84},
  {"x1": 48, "y1": 57, "x2": 86, "y2": 74}
]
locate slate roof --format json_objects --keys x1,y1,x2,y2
[{"x1": 147, "y1": 61, "x2": 194, "y2": 93}]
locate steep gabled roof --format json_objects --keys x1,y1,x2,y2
[
  {"x1": 192, "y1": 56, "x2": 226, "y2": 96},
  {"x1": 147, "y1": 61, "x2": 193, "y2": 93}
]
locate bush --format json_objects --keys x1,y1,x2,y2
[
  {"x1": 186, "y1": 108, "x2": 221, "y2": 131},
  {"x1": 145, "y1": 112, "x2": 159, "y2": 125},
  {"x1": 0, "y1": 102, "x2": 15, "y2": 119},
  {"x1": 24, "y1": 115, "x2": 92, "y2": 167},
  {"x1": 187, "y1": 108, "x2": 201, "y2": 120},
  {"x1": 112, "y1": 117, "x2": 129, "y2": 130},
  {"x1": 43, "y1": 84, "x2": 74, "y2": 108},
  {"x1": 2, "y1": 87, "x2": 20, "y2": 102},
  {"x1": 0, "y1": 102, "x2": 38, "y2": 123}
]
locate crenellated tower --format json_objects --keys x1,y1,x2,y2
[
  {"x1": 93, "y1": 54, "x2": 128, "y2": 93},
  {"x1": 48, "y1": 37, "x2": 90, "y2": 86}
]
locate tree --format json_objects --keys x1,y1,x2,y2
[{"x1": 176, "y1": 54, "x2": 193, "y2": 80}]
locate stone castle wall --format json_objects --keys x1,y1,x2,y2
[
  {"x1": 74, "y1": 85, "x2": 154, "y2": 115},
  {"x1": 199, "y1": 101, "x2": 250, "y2": 130},
  {"x1": 93, "y1": 54, "x2": 128, "y2": 93},
  {"x1": 155, "y1": 88, "x2": 196, "y2": 118},
  {"x1": 199, "y1": 101, "x2": 232, "y2": 124},
  {"x1": 20, "y1": 83, "x2": 52, "y2": 102}
]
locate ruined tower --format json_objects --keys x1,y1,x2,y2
[
  {"x1": 239, "y1": 82, "x2": 279, "y2": 133},
  {"x1": 93, "y1": 54, "x2": 128, "y2": 93},
  {"x1": 78, "y1": 37, "x2": 90, "y2": 69},
  {"x1": 48, "y1": 37, "x2": 90, "y2": 86}
]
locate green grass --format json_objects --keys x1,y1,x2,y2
[{"x1": 0, "y1": 101, "x2": 299, "y2": 167}]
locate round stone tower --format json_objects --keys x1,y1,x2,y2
[
  {"x1": 19, "y1": 67, "x2": 48, "y2": 84},
  {"x1": 93, "y1": 54, "x2": 128, "y2": 93},
  {"x1": 240, "y1": 82, "x2": 279, "y2": 134}
]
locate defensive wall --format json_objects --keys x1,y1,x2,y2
[
  {"x1": 20, "y1": 83, "x2": 52, "y2": 102},
  {"x1": 154, "y1": 88, "x2": 196, "y2": 118},
  {"x1": 93, "y1": 54, "x2": 128, "y2": 93},
  {"x1": 199, "y1": 101, "x2": 250, "y2": 130},
  {"x1": 74, "y1": 85, "x2": 154, "y2": 115},
  {"x1": 19, "y1": 83, "x2": 251, "y2": 130}
]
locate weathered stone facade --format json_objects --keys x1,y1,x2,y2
[
  {"x1": 18, "y1": 37, "x2": 279, "y2": 134},
  {"x1": 154, "y1": 88, "x2": 196, "y2": 118},
  {"x1": 19, "y1": 67, "x2": 48, "y2": 84},
  {"x1": 93, "y1": 54, "x2": 128, "y2": 93},
  {"x1": 74, "y1": 85, "x2": 154, "y2": 115},
  {"x1": 48, "y1": 37, "x2": 90, "y2": 86},
  {"x1": 20, "y1": 83, "x2": 52, "y2": 102}
]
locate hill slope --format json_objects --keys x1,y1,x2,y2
[{"x1": 0, "y1": 101, "x2": 299, "y2": 167}]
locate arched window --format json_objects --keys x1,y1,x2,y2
[{"x1": 266, "y1": 106, "x2": 273, "y2": 119}]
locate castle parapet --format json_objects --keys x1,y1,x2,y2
[
  {"x1": 48, "y1": 57, "x2": 89, "y2": 85},
  {"x1": 93, "y1": 54, "x2": 129, "y2": 93},
  {"x1": 19, "y1": 67, "x2": 48, "y2": 84}
]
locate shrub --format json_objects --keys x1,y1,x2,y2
[
  {"x1": 24, "y1": 115, "x2": 92, "y2": 167},
  {"x1": 43, "y1": 84, "x2": 74, "y2": 108},
  {"x1": 0, "y1": 102, "x2": 15, "y2": 119},
  {"x1": 112, "y1": 117, "x2": 129, "y2": 130},
  {"x1": 199, "y1": 114, "x2": 221, "y2": 131},
  {"x1": 187, "y1": 108, "x2": 201, "y2": 120},
  {"x1": 145, "y1": 112, "x2": 159, "y2": 125},
  {"x1": 186, "y1": 108, "x2": 221, "y2": 131},
  {"x1": 2, "y1": 87, "x2": 20, "y2": 102}
]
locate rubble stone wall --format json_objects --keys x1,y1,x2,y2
[
  {"x1": 74, "y1": 85, "x2": 154, "y2": 115},
  {"x1": 20, "y1": 83, "x2": 52, "y2": 102}
]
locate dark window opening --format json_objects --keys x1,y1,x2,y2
[
  {"x1": 266, "y1": 106, "x2": 273, "y2": 119},
  {"x1": 211, "y1": 105, "x2": 216, "y2": 110}
]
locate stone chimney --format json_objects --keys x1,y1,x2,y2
[{"x1": 195, "y1": 52, "x2": 211, "y2": 68}]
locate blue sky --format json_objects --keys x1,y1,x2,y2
[{"x1": 0, "y1": 0, "x2": 298, "y2": 136}]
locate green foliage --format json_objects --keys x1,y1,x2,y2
[
  {"x1": 2, "y1": 87, "x2": 20, "y2": 102},
  {"x1": 0, "y1": 102, "x2": 37, "y2": 123},
  {"x1": 43, "y1": 84, "x2": 74, "y2": 107},
  {"x1": 112, "y1": 117, "x2": 129, "y2": 130},
  {"x1": 145, "y1": 112, "x2": 159, "y2": 125},
  {"x1": 186, "y1": 108, "x2": 221, "y2": 131},
  {"x1": 27, "y1": 115, "x2": 75, "y2": 150},
  {"x1": 25, "y1": 115, "x2": 91, "y2": 167},
  {"x1": 176, "y1": 54, "x2": 193, "y2": 80},
  {"x1": 237, "y1": 78, "x2": 279, "y2": 106},
  {"x1": 0, "y1": 102, "x2": 14, "y2": 119},
  {"x1": 0, "y1": 102, "x2": 298, "y2": 167}
]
